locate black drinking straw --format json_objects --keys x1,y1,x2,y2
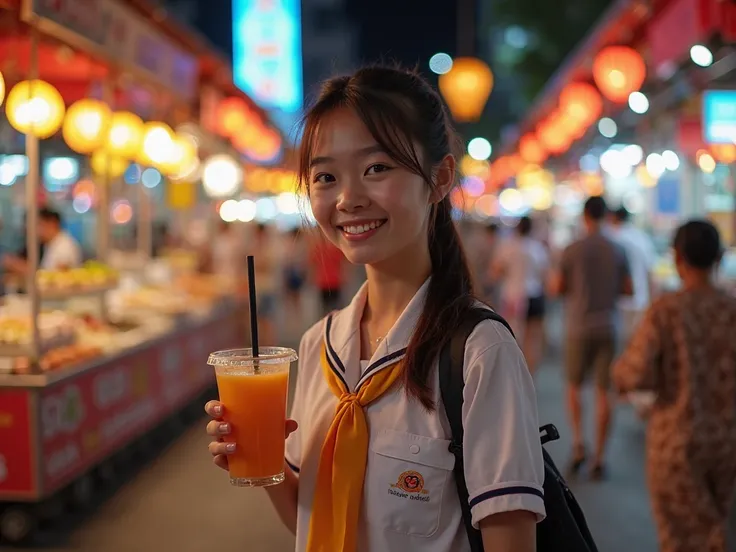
[{"x1": 246, "y1": 256, "x2": 260, "y2": 361}]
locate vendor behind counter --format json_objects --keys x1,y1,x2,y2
[{"x1": 2, "y1": 208, "x2": 83, "y2": 290}]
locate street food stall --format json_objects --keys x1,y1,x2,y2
[{"x1": 0, "y1": 0, "x2": 286, "y2": 543}]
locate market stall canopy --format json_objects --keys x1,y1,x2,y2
[{"x1": 499, "y1": 0, "x2": 736, "y2": 156}]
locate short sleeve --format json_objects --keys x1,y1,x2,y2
[{"x1": 461, "y1": 322, "x2": 546, "y2": 528}]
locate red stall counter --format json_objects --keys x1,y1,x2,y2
[{"x1": 0, "y1": 303, "x2": 247, "y2": 502}]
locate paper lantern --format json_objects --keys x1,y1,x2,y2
[
  {"x1": 537, "y1": 116, "x2": 571, "y2": 155},
  {"x1": 5, "y1": 79, "x2": 65, "y2": 138},
  {"x1": 519, "y1": 134, "x2": 547, "y2": 164},
  {"x1": 438, "y1": 57, "x2": 494, "y2": 122},
  {"x1": 91, "y1": 150, "x2": 128, "y2": 178},
  {"x1": 138, "y1": 122, "x2": 175, "y2": 168},
  {"x1": 0, "y1": 72, "x2": 5, "y2": 107},
  {"x1": 560, "y1": 82, "x2": 602, "y2": 127},
  {"x1": 62, "y1": 99, "x2": 111, "y2": 154},
  {"x1": 107, "y1": 111, "x2": 144, "y2": 159},
  {"x1": 161, "y1": 134, "x2": 199, "y2": 179},
  {"x1": 593, "y1": 46, "x2": 646, "y2": 103}
]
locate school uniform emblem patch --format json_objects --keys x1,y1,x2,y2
[{"x1": 393, "y1": 470, "x2": 426, "y2": 494}]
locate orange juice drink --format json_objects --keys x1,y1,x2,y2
[{"x1": 208, "y1": 347, "x2": 297, "y2": 487}]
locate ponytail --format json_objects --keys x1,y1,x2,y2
[{"x1": 403, "y1": 196, "x2": 475, "y2": 410}]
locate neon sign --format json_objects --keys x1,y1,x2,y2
[
  {"x1": 232, "y1": 0, "x2": 303, "y2": 131},
  {"x1": 703, "y1": 90, "x2": 736, "y2": 144}
]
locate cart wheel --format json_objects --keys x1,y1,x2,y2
[
  {"x1": 70, "y1": 475, "x2": 95, "y2": 509},
  {"x1": 0, "y1": 506, "x2": 37, "y2": 544}
]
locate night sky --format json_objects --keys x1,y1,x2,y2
[
  {"x1": 190, "y1": 0, "x2": 459, "y2": 85},
  {"x1": 347, "y1": 0, "x2": 458, "y2": 72}
]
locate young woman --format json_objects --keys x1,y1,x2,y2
[
  {"x1": 613, "y1": 220, "x2": 736, "y2": 552},
  {"x1": 205, "y1": 66, "x2": 545, "y2": 552}
]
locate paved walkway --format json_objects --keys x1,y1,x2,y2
[{"x1": 1, "y1": 296, "x2": 659, "y2": 552}]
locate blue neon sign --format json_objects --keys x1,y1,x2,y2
[
  {"x1": 232, "y1": 0, "x2": 303, "y2": 131},
  {"x1": 703, "y1": 90, "x2": 736, "y2": 144}
]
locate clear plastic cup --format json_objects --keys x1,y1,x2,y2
[{"x1": 208, "y1": 347, "x2": 297, "y2": 487}]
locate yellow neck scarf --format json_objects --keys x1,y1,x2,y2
[{"x1": 306, "y1": 345, "x2": 404, "y2": 552}]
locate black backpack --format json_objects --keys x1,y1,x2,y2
[{"x1": 438, "y1": 307, "x2": 599, "y2": 552}]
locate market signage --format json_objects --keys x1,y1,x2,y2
[
  {"x1": 702, "y1": 90, "x2": 736, "y2": 144},
  {"x1": 232, "y1": 0, "x2": 304, "y2": 133},
  {"x1": 22, "y1": 0, "x2": 198, "y2": 101}
]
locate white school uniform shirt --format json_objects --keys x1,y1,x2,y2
[{"x1": 286, "y1": 280, "x2": 545, "y2": 552}]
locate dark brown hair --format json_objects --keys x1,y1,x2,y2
[
  {"x1": 297, "y1": 65, "x2": 475, "y2": 409},
  {"x1": 673, "y1": 219, "x2": 722, "y2": 269}
]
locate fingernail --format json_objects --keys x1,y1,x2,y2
[
  {"x1": 213, "y1": 405, "x2": 222, "y2": 416},
  {"x1": 226, "y1": 443, "x2": 236, "y2": 452},
  {"x1": 218, "y1": 423, "x2": 230, "y2": 434}
]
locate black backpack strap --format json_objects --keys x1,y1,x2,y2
[{"x1": 438, "y1": 307, "x2": 514, "y2": 552}]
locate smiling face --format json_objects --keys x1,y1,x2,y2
[{"x1": 307, "y1": 108, "x2": 434, "y2": 267}]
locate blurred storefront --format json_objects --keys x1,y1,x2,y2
[{"x1": 0, "y1": 2, "x2": 296, "y2": 542}]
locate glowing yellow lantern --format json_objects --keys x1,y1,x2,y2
[
  {"x1": 0, "y1": 72, "x2": 5, "y2": 107},
  {"x1": 107, "y1": 111, "x2": 144, "y2": 159},
  {"x1": 91, "y1": 150, "x2": 128, "y2": 179},
  {"x1": 163, "y1": 134, "x2": 199, "y2": 179},
  {"x1": 438, "y1": 58, "x2": 494, "y2": 122},
  {"x1": 5, "y1": 79, "x2": 65, "y2": 138},
  {"x1": 62, "y1": 99, "x2": 111, "y2": 154},
  {"x1": 137, "y1": 122, "x2": 175, "y2": 168}
]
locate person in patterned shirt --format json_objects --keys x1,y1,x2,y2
[{"x1": 613, "y1": 219, "x2": 736, "y2": 552}]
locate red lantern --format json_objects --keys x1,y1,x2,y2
[
  {"x1": 593, "y1": 46, "x2": 646, "y2": 103},
  {"x1": 537, "y1": 115, "x2": 572, "y2": 155},
  {"x1": 560, "y1": 82, "x2": 602, "y2": 127},
  {"x1": 519, "y1": 134, "x2": 547, "y2": 164}
]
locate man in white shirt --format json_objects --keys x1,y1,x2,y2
[
  {"x1": 3, "y1": 208, "x2": 82, "y2": 274},
  {"x1": 608, "y1": 206, "x2": 657, "y2": 342}
]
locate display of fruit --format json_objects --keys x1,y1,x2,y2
[{"x1": 37, "y1": 261, "x2": 119, "y2": 292}]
